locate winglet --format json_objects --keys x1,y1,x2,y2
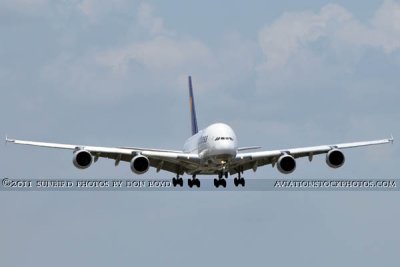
[
  {"x1": 188, "y1": 76, "x2": 199, "y2": 136},
  {"x1": 389, "y1": 134, "x2": 394, "y2": 144},
  {"x1": 5, "y1": 134, "x2": 15, "y2": 144}
]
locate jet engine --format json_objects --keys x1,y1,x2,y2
[
  {"x1": 73, "y1": 149, "x2": 93, "y2": 169},
  {"x1": 326, "y1": 149, "x2": 345, "y2": 168},
  {"x1": 277, "y1": 154, "x2": 296, "y2": 174},
  {"x1": 130, "y1": 155, "x2": 150, "y2": 174}
]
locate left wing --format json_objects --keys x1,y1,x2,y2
[
  {"x1": 230, "y1": 136, "x2": 394, "y2": 174},
  {"x1": 5, "y1": 137, "x2": 200, "y2": 175}
]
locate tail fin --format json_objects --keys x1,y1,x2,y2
[{"x1": 188, "y1": 76, "x2": 199, "y2": 136}]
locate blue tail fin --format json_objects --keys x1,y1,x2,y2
[{"x1": 188, "y1": 76, "x2": 198, "y2": 136}]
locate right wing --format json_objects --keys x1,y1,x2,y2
[{"x1": 6, "y1": 137, "x2": 200, "y2": 175}]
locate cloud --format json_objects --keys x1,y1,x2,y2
[
  {"x1": 258, "y1": 0, "x2": 400, "y2": 72},
  {"x1": 366, "y1": 0, "x2": 400, "y2": 52},
  {"x1": 34, "y1": 0, "x2": 400, "y2": 116},
  {"x1": 258, "y1": 4, "x2": 352, "y2": 70},
  {"x1": 94, "y1": 3, "x2": 257, "y2": 94},
  {"x1": 137, "y1": 2, "x2": 169, "y2": 36},
  {"x1": 96, "y1": 36, "x2": 211, "y2": 73}
]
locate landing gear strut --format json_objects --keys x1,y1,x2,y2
[
  {"x1": 233, "y1": 172, "x2": 245, "y2": 187},
  {"x1": 172, "y1": 175, "x2": 183, "y2": 187},
  {"x1": 188, "y1": 175, "x2": 200, "y2": 188}
]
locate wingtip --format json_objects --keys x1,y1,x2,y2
[
  {"x1": 5, "y1": 134, "x2": 14, "y2": 144},
  {"x1": 389, "y1": 134, "x2": 394, "y2": 144}
]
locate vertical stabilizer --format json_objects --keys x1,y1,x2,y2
[{"x1": 188, "y1": 76, "x2": 199, "y2": 136}]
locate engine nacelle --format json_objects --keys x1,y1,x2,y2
[
  {"x1": 326, "y1": 149, "x2": 345, "y2": 168},
  {"x1": 130, "y1": 155, "x2": 150, "y2": 174},
  {"x1": 73, "y1": 149, "x2": 93, "y2": 169},
  {"x1": 277, "y1": 154, "x2": 296, "y2": 174}
]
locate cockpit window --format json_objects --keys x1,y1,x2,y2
[{"x1": 215, "y1": 137, "x2": 234, "y2": 141}]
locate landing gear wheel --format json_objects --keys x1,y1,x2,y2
[
  {"x1": 221, "y1": 178, "x2": 227, "y2": 188},
  {"x1": 233, "y1": 176, "x2": 245, "y2": 187},
  {"x1": 188, "y1": 176, "x2": 200, "y2": 188},
  {"x1": 214, "y1": 178, "x2": 227, "y2": 188},
  {"x1": 172, "y1": 177, "x2": 184, "y2": 187}
]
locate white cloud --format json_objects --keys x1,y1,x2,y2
[
  {"x1": 94, "y1": 3, "x2": 258, "y2": 94},
  {"x1": 96, "y1": 36, "x2": 211, "y2": 73},
  {"x1": 36, "y1": 0, "x2": 400, "y2": 109},
  {"x1": 137, "y1": 2, "x2": 169, "y2": 36},
  {"x1": 258, "y1": 4, "x2": 352, "y2": 70},
  {"x1": 96, "y1": 2, "x2": 210, "y2": 74},
  {"x1": 370, "y1": 0, "x2": 400, "y2": 52},
  {"x1": 258, "y1": 0, "x2": 400, "y2": 71}
]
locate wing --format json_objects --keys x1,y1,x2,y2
[
  {"x1": 230, "y1": 136, "x2": 394, "y2": 174},
  {"x1": 5, "y1": 137, "x2": 200, "y2": 175}
]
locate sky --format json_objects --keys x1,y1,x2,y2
[{"x1": 0, "y1": 0, "x2": 399, "y2": 266}]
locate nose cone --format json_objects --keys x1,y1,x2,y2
[
  {"x1": 215, "y1": 149, "x2": 236, "y2": 162},
  {"x1": 207, "y1": 123, "x2": 238, "y2": 159},
  {"x1": 215, "y1": 141, "x2": 236, "y2": 156}
]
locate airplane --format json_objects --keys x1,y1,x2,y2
[{"x1": 6, "y1": 76, "x2": 394, "y2": 188}]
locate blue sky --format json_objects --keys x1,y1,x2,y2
[{"x1": 0, "y1": 0, "x2": 399, "y2": 266}]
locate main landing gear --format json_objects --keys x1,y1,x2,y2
[
  {"x1": 172, "y1": 175, "x2": 183, "y2": 187},
  {"x1": 213, "y1": 172, "x2": 245, "y2": 188},
  {"x1": 172, "y1": 172, "x2": 245, "y2": 188},
  {"x1": 188, "y1": 175, "x2": 200, "y2": 188},
  {"x1": 233, "y1": 173, "x2": 245, "y2": 187},
  {"x1": 214, "y1": 172, "x2": 228, "y2": 188}
]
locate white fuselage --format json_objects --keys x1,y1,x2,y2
[{"x1": 183, "y1": 123, "x2": 238, "y2": 173}]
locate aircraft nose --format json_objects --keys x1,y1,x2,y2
[{"x1": 215, "y1": 141, "x2": 236, "y2": 156}]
